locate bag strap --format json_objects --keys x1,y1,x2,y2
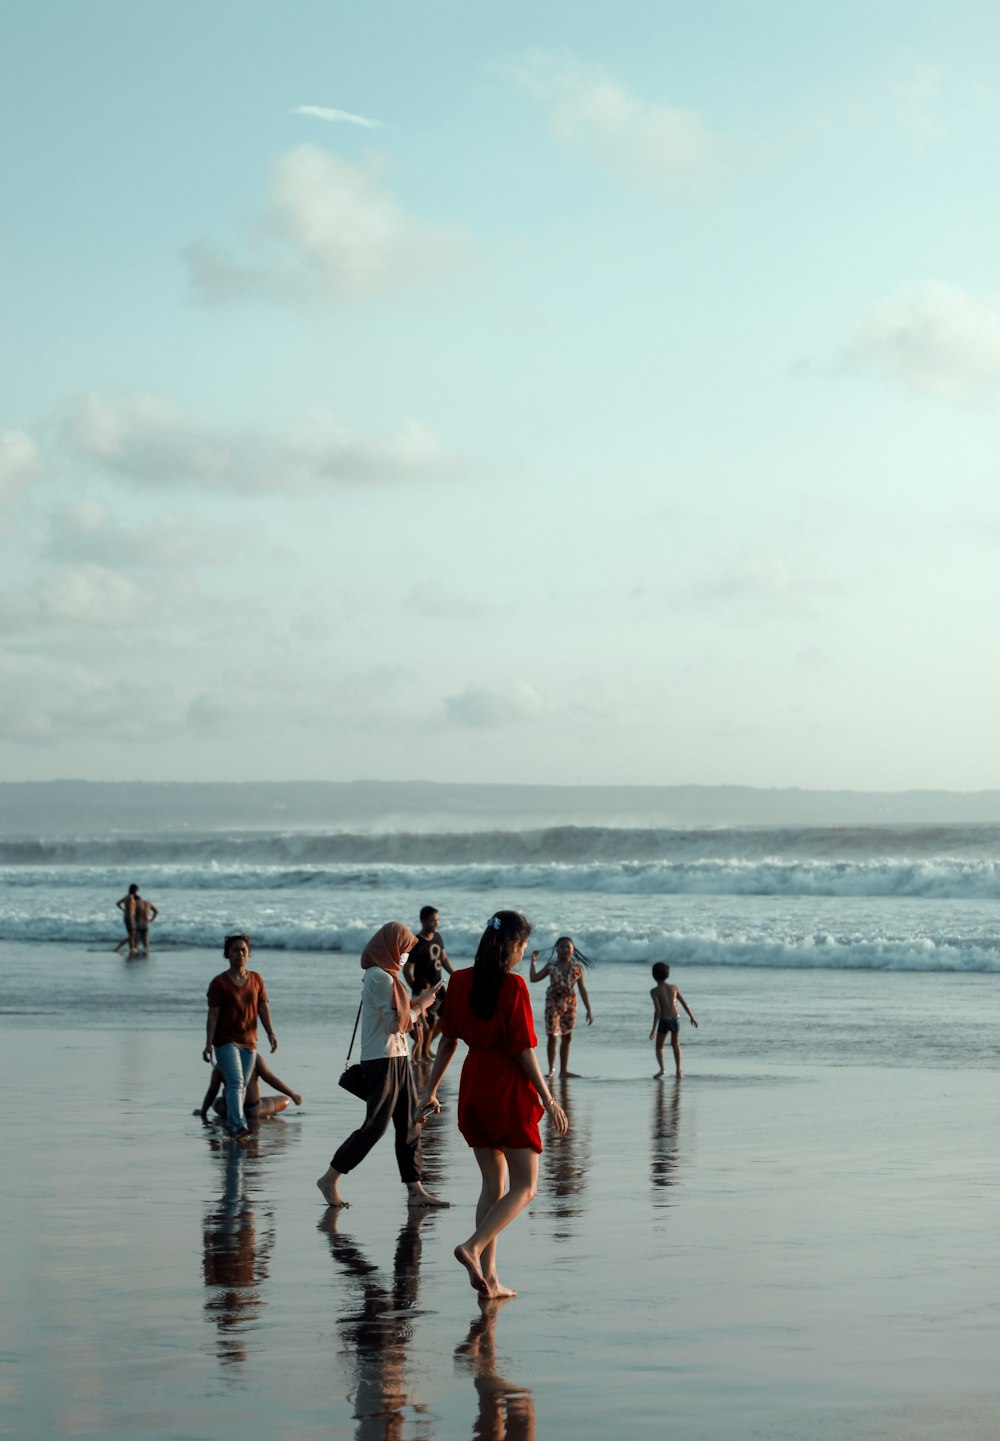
[{"x1": 344, "y1": 999, "x2": 363, "y2": 1068}]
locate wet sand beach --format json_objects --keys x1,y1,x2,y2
[{"x1": 3, "y1": 942, "x2": 1000, "y2": 1439}]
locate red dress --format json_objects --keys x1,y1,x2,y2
[{"x1": 439, "y1": 968, "x2": 544, "y2": 1153}]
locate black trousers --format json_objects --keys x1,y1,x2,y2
[{"x1": 332, "y1": 1056, "x2": 422, "y2": 1184}]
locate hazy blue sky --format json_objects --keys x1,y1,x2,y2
[{"x1": 3, "y1": 2, "x2": 999, "y2": 787}]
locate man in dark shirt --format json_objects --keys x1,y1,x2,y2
[{"x1": 403, "y1": 906, "x2": 454, "y2": 1062}]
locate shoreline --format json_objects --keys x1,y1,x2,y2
[{"x1": 4, "y1": 991, "x2": 1000, "y2": 1438}]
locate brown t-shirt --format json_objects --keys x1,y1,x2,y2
[{"x1": 207, "y1": 971, "x2": 268, "y2": 1049}]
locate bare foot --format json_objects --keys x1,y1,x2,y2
[
  {"x1": 653, "y1": 1070, "x2": 664, "y2": 1078},
  {"x1": 484, "y1": 1278, "x2": 517, "y2": 1299},
  {"x1": 316, "y1": 1169, "x2": 348, "y2": 1207},
  {"x1": 559, "y1": 1070, "x2": 580, "y2": 1079},
  {"x1": 407, "y1": 1182, "x2": 449, "y2": 1208},
  {"x1": 455, "y1": 1243, "x2": 488, "y2": 1294},
  {"x1": 545, "y1": 1070, "x2": 555, "y2": 1081},
  {"x1": 235, "y1": 1129, "x2": 255, "y2": 1147},
  {"x1": 675, "y1": 1072, "x2": 683, "y2": 1080}
]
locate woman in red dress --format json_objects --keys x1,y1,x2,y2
[{"x1": 421, "y1": 911, "x2": 568, "y2": 1299}]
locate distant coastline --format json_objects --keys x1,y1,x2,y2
[{"x1": 4, "y1": 778, "x2": 1000, "y2": 834}]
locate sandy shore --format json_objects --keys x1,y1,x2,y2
[{"x1": 3, "y1": 961, "x2": 1000, "y2": 1439}]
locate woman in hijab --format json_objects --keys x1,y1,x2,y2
[{"x1": 317, "y1": 922, "x2": 448, "y2": 1210}]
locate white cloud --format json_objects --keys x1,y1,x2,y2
[
  {"x1": 698, "y1": 551, "x2": 839, "y2": 617},
  {"x1": 845, "y1": 284, "x2": 1000, "y2": 402},
  {"x1": 0, "y1": 430, "x2": 40, "y2": 502},
  {"x1": 508, "y1": 50, "x2": 712, "y2": 184},
  {"x1": 891, "y1": 56, "x2": 945, "y2": 143},
  {"x1": 0, "y1": 564, "x2": 150, "y2": 635},
  {"x1": 185, "y1": 145, "x2": 464, "y2": 304},
  {"x1": 297, "y1": 417, "x2": 458, "y2": 484},
  {"x1": 294, "y1": 104, "x2": 380, "y2": 129},
  {"x1": 405, "y1": 582, "x2": 484, "y2": 619},
  {"x1": 443, "y1": 683, "x2": 542, "y2": 728},
  {"x1": 36, "y1": 565, "x2": 150, "y2": 627},
  {"x1": 0, "y1": 652, "x2": 174, "y2": 744},
  {"x1": 46, "y1": 502, "x2": 231, "y2": 569},
  {"x1": 60, "y1": 393, "x2": 458, "y2": 491}
]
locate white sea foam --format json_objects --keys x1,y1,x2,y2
[
  {"x1": 3, "y1": 854, "x2": 1000, "y2": 900},
  {"x1": 4, "y1": 822, "x2": 1000, "y2": 972}
]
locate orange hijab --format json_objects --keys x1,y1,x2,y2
[{"x1": 360, "y1": 922, "x2": 417, "y2": 1033}]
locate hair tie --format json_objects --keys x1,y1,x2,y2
[{"x1": 486, "y1": 916, "x2": 501, "y2": 930}]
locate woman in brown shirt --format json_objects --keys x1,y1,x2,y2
[{"x1": 203, "y1": 933, "x2": 277, "y2": 1141}]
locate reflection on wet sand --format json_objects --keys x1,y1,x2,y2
[
  {"x1": 650, "y1": 1078, "x2": 683, "y2": 1201},
  {"x1": 201, "y1": 1142, "x2": 275, "y2": 1367},
  {"x1": 455, "y1": 1300, "x2": 536, "y2": 1441},
  {"x1": 538, "y1": 1077, "x2": 590, "y2": 1239},
  {"x1": 319, "y1": 1208, "x2": 436, "y2": 1440},
  {"x1": 414, "y1": 1099, "x2": 448, "y2": 1193}
]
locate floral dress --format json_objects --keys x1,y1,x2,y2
[{"x1": 544, "y1": 961, "x2": 583, "y2": 1036}]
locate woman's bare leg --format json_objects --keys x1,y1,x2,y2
[
  {"x1": 546, "y1": 1035, "x2": 557, "y2": 1078},
  {"x1": 316, "y1": 1166, "x2": 347, "y2": 1207},
  {"x1": 454, "y1": 1148, "x2": 537, "y2": 1299},
  {"x1": 455, "y1": 1148, "x2": 502, "y2": 1295},
  {"x1": 475, "y1": 1149, "x2": 508, "y2": 1294}
]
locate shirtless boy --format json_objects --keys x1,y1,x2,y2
[
  {"x1": 134, "y1": 896, "x2": 159, "y2": 953},
  {"x1": 116, "y1": 884, "x2": 139, "y2": 955},
  {"x1": 649, "y1": 962, "x2": 698, "y2": 1079},
  {"x1": 196, "y1": 1054, "x2": 303, "y2": 1123}
]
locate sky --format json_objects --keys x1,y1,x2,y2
[{"x1": 2, "y1": 1, "x2": 1000, "y2": 789}]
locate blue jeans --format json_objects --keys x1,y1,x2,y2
[{"x1": 214, "y1": 1043, "x2": 256, "y2": 1135}]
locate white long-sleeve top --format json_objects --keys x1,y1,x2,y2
[{"x1": 358, "y1": 966, "x2": 410, "y2": 1060}]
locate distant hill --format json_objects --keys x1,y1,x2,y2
[{"x1": 3, "y1": 779, "x2": 1000, "y2": 834}]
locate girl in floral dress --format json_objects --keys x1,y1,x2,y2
[{"x1": 529, "y1": 936, "x2": 593, "y2": 1078}]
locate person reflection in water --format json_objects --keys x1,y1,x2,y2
[
  {"x1": 538, "y1": 1078, "x2": 591, "y2": 1242},
  {"x1": 201, "y1": 1145, "x2": 274, "y2": 1367},
  {"x1": 318, "y1": 1208, "x2": 432, "y2": 1439},
  {"x1": 456, "y1": 1300, "x2": 537, "y2": 1441},
  {"x1": 650, "y1": 1079, "x2": 683, "y2": 1200}
]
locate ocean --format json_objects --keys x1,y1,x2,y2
[
  {"x1": 4, "y1": 783, "x2": 1000, "y2": 1438},
  {"x1": 3, "y1": 781, "x2": 1000, "y2": 970},
  {"x1": 3, "y1": 782, "x2": 999, "y2": 1069}
]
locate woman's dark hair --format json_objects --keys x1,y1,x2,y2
[
  {"x1": 223, "y1": 932, "x2": 252, "y2": 958},
  {"x1": 548, "y1": 935, "x2": 593, "y2": 969},
  {"x1": 471, "y1": 911, "x2": 532, "y2": 1020}
]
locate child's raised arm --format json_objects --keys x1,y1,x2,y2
[{"x1": 529, "y1": 950, "x2": 551, "y2": 983}]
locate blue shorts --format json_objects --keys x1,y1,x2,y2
[{"x1": 657, "y1": 1018, "x2": 679, "y2": 1036}]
